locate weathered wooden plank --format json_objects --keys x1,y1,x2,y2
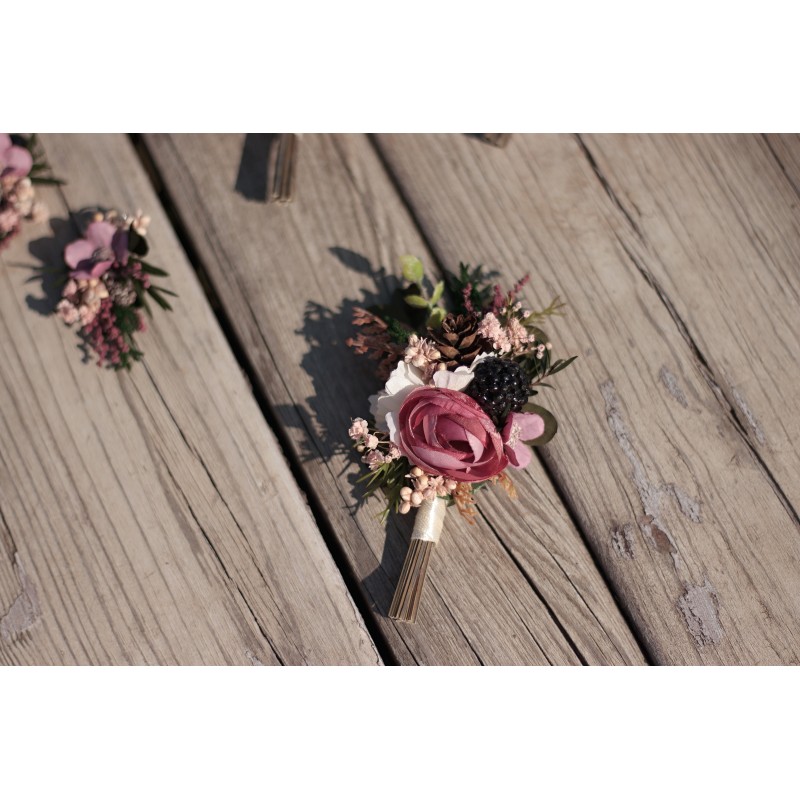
[
  {"x1": 578, "y1": 134, "x2": 800, "y2": 515},
  {"x1": 0, "y1": 134, "x2": 379, "y2": 665},
  {"x1": 144, "y1": 133, "x2": 646, "y2": 665},
  {"x1": 374, "y1": 133, "x2": 800, "y2": 664}
]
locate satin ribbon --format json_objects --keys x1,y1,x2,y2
[{"x1": 411, "y1": 496, "x2": 447, "y2": 544}]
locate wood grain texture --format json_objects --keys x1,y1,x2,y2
[
  {"x1": 0, "y1": 134, "x2": 379, "y2": 665},
  {"x1": 579, "y1": 134, "x2": 800, "y2": 514},
  {"x1": 374, "y1": 133, "x2": 800, "y2": 664},
  {"x1": 143, "y1": 133, "x2": 646, "y2": 665}
]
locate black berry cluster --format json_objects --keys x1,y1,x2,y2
[{"x1": 465, "y1": 358, "x2": 530, "y2": 427}]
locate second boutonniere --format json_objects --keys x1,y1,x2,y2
[
  {"x1": 0, "y1": 133, "x2": 55, "y2": 252},
  {"x1": 56, "y1": 210, "x2": 176, "y2": 370},
  {"x1": 347, "y1": 256, "x2": 577, "y2": 623}
]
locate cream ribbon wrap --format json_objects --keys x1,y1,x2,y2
[{"x1": 411, "y1": 496, "x2": 447, "y2": 544}]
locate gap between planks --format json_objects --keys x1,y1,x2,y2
[{"x1": 129, "y1": 134, "x2": 402, "y2": 666}]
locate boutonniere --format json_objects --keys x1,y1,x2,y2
[
  {"x1": 56, "y1": 210, "x2": 176, "y2": 370},
  {"x1": 0, "y1": 133, "x2": 57, "y2": 251},
  {"x1": 348, "y1": 256, "x2": 576, "y2": 622}
]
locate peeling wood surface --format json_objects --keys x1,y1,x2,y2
[
  {"x1": 0, "y1": 134, "x2": 379, "y2": 665},
  {"x1": 373, "y1": 133, "x2": 800, "y2": 664},
  {"x1": 580, "y1": 134, "x2": 800, "y2": 513},
  {"x1": 143, "y1": 133, "x2": 646, "y2": 665}
]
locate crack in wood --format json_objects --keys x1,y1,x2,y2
[
  {"x1": 475, "y1": 504, "x2": 588, "y2": 666},
  {"x1": 730, "y1": 386, "x2": 766, "y2": 445},
  {"x1": 574, "y1": 134, "x2": 645, "y2": 240}
]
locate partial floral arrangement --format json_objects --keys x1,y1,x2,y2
[
  {"x1": 347, "y1": 256, "x2": 576, "y2": 622},
  {"x1": 56, "y1": 210, "x2": 175, "y2": 370},
  {"x1": 0, "y1": 134, "x2": 57, "y2": 251}
]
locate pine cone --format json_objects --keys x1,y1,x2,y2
[
  {"x1": 427, "y1": 313, "x2": 488, "y2": 368},
  {"x1": 104, "y1": 273, "x2": 137, "y2": 307}
]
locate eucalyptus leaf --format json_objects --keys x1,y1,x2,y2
[
  {"x1": 548, "y1": 355, "x2": 578, "y2": 376},
  {"x1": 400, "y1": 255, "x2": 424, "y2": 284},
  {"x1": 522, "y1": 403, "x2": 558, "y2": 446},
  {"x1": 147, "y1": 287, "x2": 173, "y2": 311},
  {"x1": 140, "y1": 261, "x2": 169, "y2": 277},
  {"x1": 404, "y1": 294, "x2": 430, "y2": 309}
]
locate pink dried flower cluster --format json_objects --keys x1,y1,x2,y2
[
  {"x1": 56, "y1": 278, "x2": 109, "y2": 326},
  {"x1": 0, "y1": 135, "x2": 46, "y2": 251},
  {"x1": 478, "y1": 311, "x2": 538, "y2": 355},
  {"x1": 349, "y1": 417, "x2": 401, "y2": 470},
  {"x1": 398, "y1": 466, "x2": 458, "y2": 514},
  {"x1": 403, "y1": 334, "x2": 442, "y2": 378}
]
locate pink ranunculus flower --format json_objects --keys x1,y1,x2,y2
[
  {"x1": 64, "y1": 220, "x2": 129, "y2": 280},
  {"x1": 0, "y1": 134, "x2": 33, "y2": 179},
  {"x1": 397, "y1": 386, "x2": 509, "y2": 482}
]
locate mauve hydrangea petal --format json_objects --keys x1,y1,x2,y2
[
  {"x1": 506, "y1": 441, "x2": 532, "y2": 469},
  {"x1": 89, "y1": 260, "x2": 114, "y2": 279},
  {"x1": 1, "y1": 144, "x2": 33, "y2": 178},
  {"x1": 64, "y1": 239, "x2": 95, "y2": 270},
  {"x1": 112, "y1": 229, "x2": 129, "y2": 265},
  {"x1": 505, "y1": 411, "x2": 545, "y2": 442},
  {"x1": 0, "y1": 134, "x2": 11, "y2": 152},
  {"x1": 85, "y1": 220, "x2": 116, "y2": 250}
]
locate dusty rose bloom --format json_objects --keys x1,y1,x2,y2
[{"x1": 397, "y1": 386, "x2": 508, "y2": 482}]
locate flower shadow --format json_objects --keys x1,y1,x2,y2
[
  {"x1": 24, "y1": 216, "x2": 73, "y2": 317},
  {"x1": 275, "y1": 246, "x2": 415, "y2": 614}
]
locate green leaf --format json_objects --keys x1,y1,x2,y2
[
  {"x1": 430, "y1": 280, "x2": 445, "y2": 304},
  {"x1": 427, "y1": 306, "x2": 447, "y2": 328},
  {"x1": 404, "y1": 294, "x2": 429, "y2": 309},
  {"x1": 147, "y1": 287, "x2": 173, "y2": 311},
  {"x1": 151, "y1": 285, "x2": 178, "y2": 297},
  {"x1": 400, "y1": 255, "x2": 424, "y2": 284},
  {"x1": 140, "y1": 261, "x2": 169, "y2": 277},
  {"x1": 548, "y1": 355, "x2": 578, "y2": 376},
  {"x1": 522, "y1": 403, "x2": 559, "y2": 446}
]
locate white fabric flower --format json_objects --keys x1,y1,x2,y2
[
  {"x1": 369, "y1": 361, "x2": 427, "y2": 443},
  {"x1": 431, "y1": 352, "x2": 495, "y2": 391}
]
